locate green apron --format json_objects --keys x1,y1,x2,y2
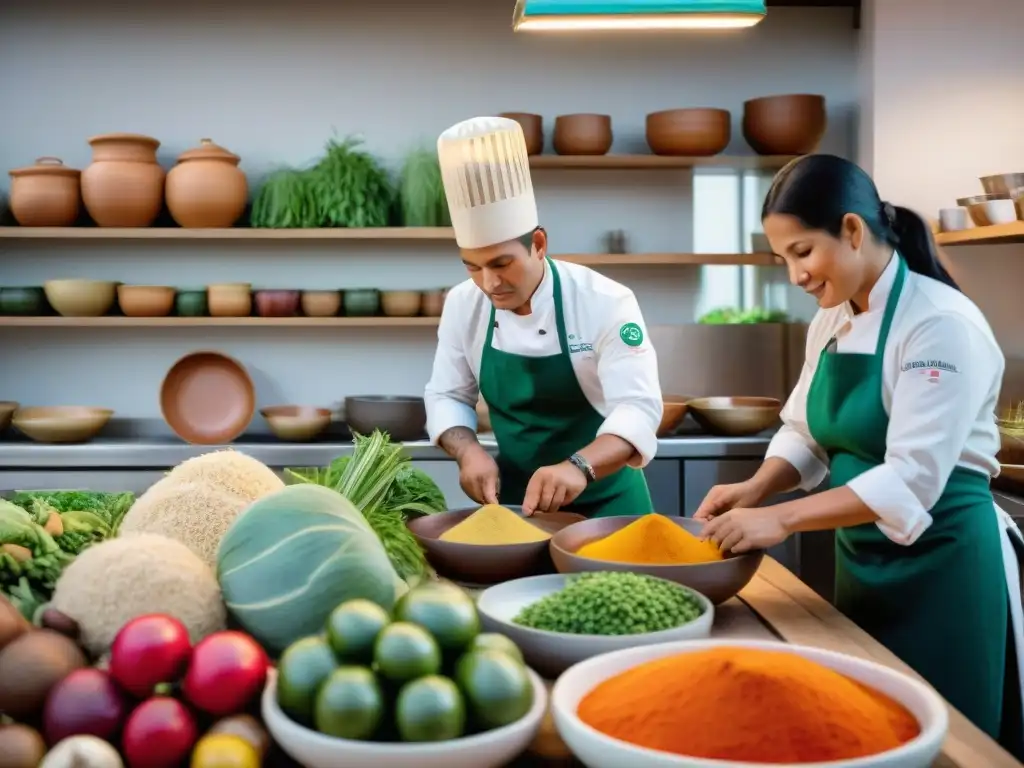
[
  {"x1": 805, "y1": 257, "x2": 1018, "y2": 742},
  {"x1": 477, "y1": 259, "x2": 653, "y2": 518}
]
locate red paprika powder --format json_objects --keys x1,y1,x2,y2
[{"x1": 577, "y1": 647, "x2": 920, "y2": 763}]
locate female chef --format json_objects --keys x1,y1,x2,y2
[
  {"x1": 694, "y1": 153, "x2": 1024, "y2": 754},
  {"x1": 424, "y1": 116, "x2": 663, "y2": 518}
]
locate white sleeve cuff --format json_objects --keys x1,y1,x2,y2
[
  {"x1": 426, "y1": 398, "x2": 478, "y2": 445},
  {"x1": 597, "y1": 403, "x2": 659, "y2": 468},
  {"x1": 846, "y1": 463, "x2": 934, "y2": 545},
  {"x1": 764, "y1": 429, "x2": 830, "y2": 491}
]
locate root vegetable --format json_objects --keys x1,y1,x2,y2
[
  {"x1": 0, "y1": 629, "x2": 88, "y2": 720},
  {"x1": 0, "y1": 543, "x2": 31, "y2": 562},
  {"x1": 122, "y1": 697, "x2": 198, "y2": 768},
  {"x1": 208, "y1": 715, "x2": 269, "y2": 758},
  {"x1": 44, "y1": 512, "x2": 64, "y2": 537},
  {"x1": 109, "y1": 614, "x2": 192, "y2": 698},
  {"x1": 40, "y1": 735, "x2": 124, "y2": 768},
  {"x1": 0, "y1": 724, "x2": 46, "y2": 768},
  {"x1": 43, "y1": 668, "x2": 128, "y2": 745},
  {"x1": 39, "y1": 608, "x2": 80, "y2": 641},
  {"x1": 182, "y1": 631, "x2": 268, "y2": 716}
]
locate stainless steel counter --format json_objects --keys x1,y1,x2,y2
[{"x1": 0, "y1": 433, "x2": 773, "y2": 468}]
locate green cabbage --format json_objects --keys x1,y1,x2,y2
[{"x1": 216, "y1": 484, "x2": 404, "y2": 654}]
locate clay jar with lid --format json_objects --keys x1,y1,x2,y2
[
  {"x1": 8, "y1": 157, "x2": 81, "y2": 227},
  {"x1": 166, "y1": 138, "x2": 248, "y2": 228},
  {"x1": 81, "y1": 133, "x2": 165, "y2": 227}
]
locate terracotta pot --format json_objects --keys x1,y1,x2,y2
[
  {"x1": 81, "y1": 133, "x2": 165, "y2": 227},
  {"x1": 381, "y1": 291, "x2": 422, "y2": 317},
  {"x1": 255, "y1": 290, "x2": 300, "y2": 318},
  {"x1": 207, "y1": 283, "x2": 252, "y2": 317},
  {"x1": 301, "y1": 290, "x2": 341, "y2": 317},
  {"x1": 646, "y1": 109, "x2": 731, "y2": 157},
  {"x1": 117, "y1": 285, "x2": 176, "y2": 317},
  {"x1": 165, "y1": 138, "x2": 248, "y2": 228},
  {"x1": 742, "y1": 94, "x2": 827, "y2": 156},
  {"x1": 8, "y1": 157, "x2": 81, "y2": 227},
  {"x1": 499, "y1": 113, "x2": 543, "y2": 155},
  {"x1": 421, "y1": 289, "x2": 447, "y2": 317},
  {"x1": 553, "y1": 114, "x2": 612, "y2": 156}
]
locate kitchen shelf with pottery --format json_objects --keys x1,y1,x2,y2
[{"x1": 934, "y1": 172, "x2": 1024, "y2": 246}]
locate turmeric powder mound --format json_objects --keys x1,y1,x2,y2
[
  {"x1": 576, "y1": 514, "x2": 723, "y2": 565},
  {"x1": 439, "y1": 504, "x2": 551, "y2": 545},
  {"x1": 577, "y1": 647, "x2": 920, "y2": 763}
]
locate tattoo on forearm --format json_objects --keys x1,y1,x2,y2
[{"x1": 438, "y1": 427, "x2": 478, "y2": 459}]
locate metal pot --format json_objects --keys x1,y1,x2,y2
[{"x1": 344, "y1": 396, "x2": 427, "y2": 442}]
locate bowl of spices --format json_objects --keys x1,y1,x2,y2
[
  {"x1": 477, "y1": 572, "x2": 713, "y2": 679},
  {"x1": 407, "y1": 504, "x2": 586, "y2": 585},
  {"x1": 549, "y1": 515, "x2": 763, "y2": 604},
  {"x1": 552, "y1": 639, "x2": 947, "y2": 767}
]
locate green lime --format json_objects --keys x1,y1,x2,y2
[
  {"x1": 467, "y1": 633, "x2": 525, "y2": 665},
  {"x1": 276, "y1": 636, "x2": 338, "y2": 726},
  {"x1": 395, "y1": 675, "x2": 466, "y2": 742},
  {"x1": 393, "y1": 582, "x2": 480, "y2": 656},
  {"x1": 313, "y1": 666, "x2": 384, "y2": 740},
  {"x1": 455, "y1": 649, "x2": 533, "y2": 730},
  {"x1": 327, "y1": 599, "x2": 391, "y2": 664},
  {"x1": 374, "y1": 622, "x2": 442, "y2": 683}
]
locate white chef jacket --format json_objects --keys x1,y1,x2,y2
[
  {"x1": 766, "y1": 254, "x2": 1005, "y2": 546},
  {"x1": 424, "y1": 260, "x2": 663, "y2": 467}
]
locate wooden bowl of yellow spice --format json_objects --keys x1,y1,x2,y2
[
  {"x1": 550, "y1": 514, "x2": 764, "y2": 605},
  {"x1": 407, "y1": 504, "x2": 587, "y2": 586}
]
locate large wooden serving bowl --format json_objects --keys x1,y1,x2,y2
[
  {"x1": 408, "y1": 506, "x2": 586, "y2": 585},
  {"x1": 687, "y1": 396, "x2": 782, "y2": 437},
  {"x1": 550, "y1": 515, "x2": 763, "y2": 605}
]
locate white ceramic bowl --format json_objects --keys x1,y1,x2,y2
[
  {"x1": 552, "y1": 639, "x2": 948, "y2": 768},
  {"x1": 477, "y1": 574, "x2": 714, "y2": 679},
  {"x1": 262, "y1": 666, "x2": 548, "y2": 768}
]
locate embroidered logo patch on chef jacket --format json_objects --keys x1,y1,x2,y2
[{"x1": 619, "y1": 322, "x2": 644, "y2": 347}]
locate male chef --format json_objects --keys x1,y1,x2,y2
[{"x1": 424, "y1": 116, "x2": 663, "y2": 517}]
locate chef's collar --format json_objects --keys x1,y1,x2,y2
[{"x1": 842, "y1": 251, "x2": 899, "y2": 320}]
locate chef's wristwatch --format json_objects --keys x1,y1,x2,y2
[{"x1": 567, "y1": 453, "x2": 597, "y2": 484}]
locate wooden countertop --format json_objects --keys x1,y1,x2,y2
[{"x1": 524, "y1": 558, "x2": 1023, "y2": 767}]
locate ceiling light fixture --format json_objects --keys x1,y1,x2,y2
[{"x1": 513, "y1": 0, "x2": 766, "y2": 31}]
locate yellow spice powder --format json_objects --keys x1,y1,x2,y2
[
  {"x1": 440, "y1": 504, "x2": 552, "y2": 545},
  {"x1": 577, "y1": 514, "x2": 723, "y2": 565}
]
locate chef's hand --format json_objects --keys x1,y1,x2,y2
[
  {"x1": 700, "y1": 507, "x2": 789, "y2": 554},
  {"x1": 458, "y1": 448, "x2": 500, "y2": 506},
  {"x1": 523, "y1": 461, "x2": 586, "y2": 516},
  {"x1": 692, "y1": 480, "x2": 765, "y2": 521}
]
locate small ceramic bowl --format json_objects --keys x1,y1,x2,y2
[
  {"x1": 477, "y1": 573, "x2": 714, "y2": 678},
  {"x1": 658, "y1": 395, "x2": 693, "y2": 436},
  {"x1": 381, "y1": 290, "x2": 422, "y2": 317},
  {"x1": 208, "y1": 283, "x2": 252, "y2": 317},
  {"x1": 262, "y1": 666, "x2": 548, "y2": 768},
  {"x1": 301, "y1": 290, "x2": 342, "y2": 317},
  {"x1": 0, "y1": 401, "x2": 18, "y2": 432},
  {"x1": 44, "y1": 279, "x2": 117, "y2": 318},
  {"x1": 422, "y1": 289, "x2": 447, "y2": 317},
  {"x1": 687, "y1": 396, "x2": 782, "y2": 437},
  {"x1": 12, "y1": 406, "x2": 114, "y2": 444},
  {"x1": 344, "y1": 289, "x2": 380, "y2": 317},
  {"x1": 261, "y1": 405, "x2": 332, "y2": 442},
  {"x1": 552, "y1": 639, "x2": 947, "y2": 768},
  {"x1": 255, "y1": 289, "x2": 300, "y2": 318},
  {"x1": 0, "y1": 287, "x2": 47, "y2": 316},
  {"x1": 407, "y1": 506, "x2": 586, "y2": 585},
  {"x1": 117, "y1": 285, "x2": 176, "y2": 317},
  {"x1": 175, "y1": 289, "x2": 208, "y2": 317}
]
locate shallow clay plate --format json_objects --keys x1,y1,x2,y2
[
  {"x1": 160, "y1": 351, "x2": 255, "y2": 444},
  {"x1": 261, "y1": 405, "x2": 332, "y2": 442},
  {"x1": 12, "y1": 406, "x2": 113, "y2": 444},
  {"x1": 408, "y1": 506, "x2": 586, "y2": 585}
]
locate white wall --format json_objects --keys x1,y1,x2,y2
[
  {"x1": 859, "y1": 0, "x2": 1024, "y2": 402},
  {"x1": 0, "y1": 0, "x2": 857, "y2": 417}
]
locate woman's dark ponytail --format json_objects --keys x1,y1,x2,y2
[
  {"x1": 888, "y1": 205, "x2": 959, "y2": 289},
  {"x1": 763, "y1": 154, "x2": 961, "y2": 292}
]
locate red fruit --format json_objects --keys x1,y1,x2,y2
[
  {"x1": 182, "y1": 631, "x2": 269, "y2": 716},
  {"x1": 43, "y1": 668, "x2": 128, "y2": 745},
  {"x1": 109, "y1": 614, "x2": 192, "y2": 698},
  {"x1": 122, "y1": 697, "x2": 198, "y2": 768}
]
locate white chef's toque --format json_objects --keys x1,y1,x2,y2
[{"x1": 437, "y1": 116, "x2": 539, "y2": 249}]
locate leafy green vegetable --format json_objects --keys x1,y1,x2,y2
[
  {"x1": 250, "y1": 168, "x2": 320, "y2": 228},
  {"x1": 698, "y1": 306, "x2": 790, "y2": 324},
  {"x1": 310, "y1": 136, "x2": 395, "y2": 228},
  {"x1": 8, "y1": 489, "x2": 134, "y2": 534},
  {"x1": 399, "y1": 147, "x2": 450, "y2": 227},
  {"x1": 286, "y1": 431, "x2": 447, "y2": 582}
]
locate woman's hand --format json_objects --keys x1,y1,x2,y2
[
  {"x1": 700, "y1": 507, "x2": 790, "y2": 554},
  {"x1": 692, "y1": 480, "x2": 765, "y2": 521}
]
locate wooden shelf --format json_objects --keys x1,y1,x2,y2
[
  {"x1": 528, "y1": 154, "x2": 798, "y2": 170},
  {"x1": 935, "y1": 222, "x2": 1024, "y2": 246},
  {"x1": 0, "y1": 316, "x2": 441, "y2": 328},
  {"x1": 555, "y1": 252, "x2": 779, "y2": 266},
  {"x1": 0, "y1": 227, "x2": 456, "y2": 241}
]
